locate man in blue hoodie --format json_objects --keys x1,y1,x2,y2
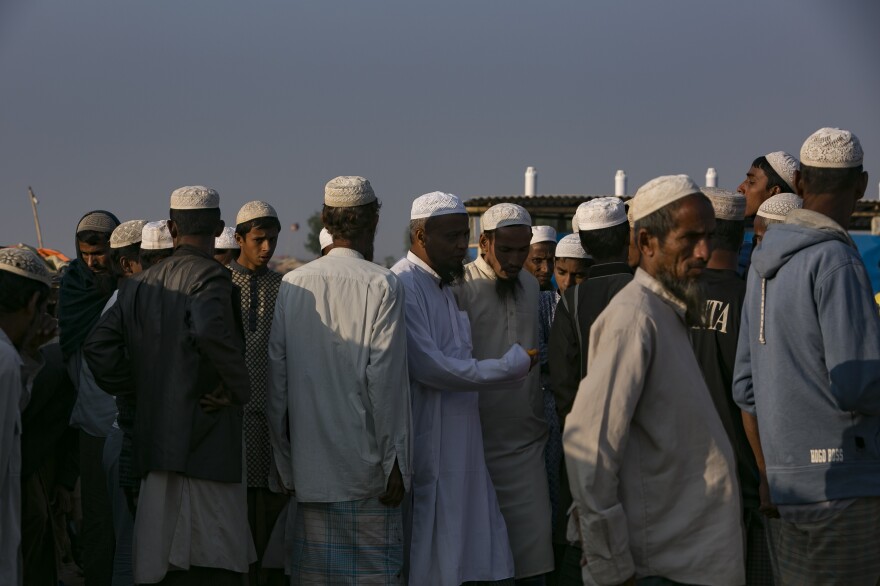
[{"x1": 734, "y1": 127, "x2": 880, "y2": 584}]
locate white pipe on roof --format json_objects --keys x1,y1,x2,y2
[
  {"x1": 525, "y1": 166, "x2": 537, "y2": 197},
  {"x1": 705, "y1": 167, "x2": 717, "y2": 188},
  {"x1": 615, "y1": 170, "x2": 627, "y2": 196}
]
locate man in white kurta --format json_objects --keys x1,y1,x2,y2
[
  {"x1": 454, "y1": 204, "x2": 554, "y2": 581},
  {"x1": 392, "y1": 192, "x2": 533, "y2": 585}
]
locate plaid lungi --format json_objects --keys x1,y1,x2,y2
[
  {"x1": 776, "y1": 497, "x2": 880, "y2": 585},
  {"x1": 292, "y1": 497, "x2": 403, "y2": 585}
]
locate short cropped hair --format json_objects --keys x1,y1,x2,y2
[
  {"x1": 169, "y1": 208, "x2": 222, "y2": 237},
  {"x1": 235, "y1": 216, "x2": 282, "y2": 237},
  {"x1": 578, "y1": 222, "x2": 630, "y2": 262},
  {"x1": 711, "y1": 219, "x2": 745, "y2": 253},
  {"x1": 752, "y1": 156, "x2": 794, "y2": 193},
  {"x1": 800, "y1": 165, "x2": 864, "y2": 197},
  {"x1": 139, "y1": 248, "x2": 173, "y2": 270},
  {"x1": 322, "y1": 201, "x2": 381, "y2": 242}
]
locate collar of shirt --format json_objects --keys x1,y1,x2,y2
[
  {"x1": 473, "y1": 254, "x2": 498, "y2": 281},
  {"x1": 173, "y1": 244, "x2": 212, "y2": 259},
  {"x1": 633, "y1": 268, "x2": 687, "y2": 318},
  {"x1": 588, "y1": 262, "x2": 633, "y2": 279},
  {"x1": 327, "y1": 247, "x2": 364, "y2": 260},
  {"x1": 229, "y1": 258, "x2": 268, "y2": 276},
  {"x1": 406, "y1": 251, "x2": 442, "y2": 286}
]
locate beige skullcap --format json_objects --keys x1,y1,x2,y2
[
  {"x1": 764, "y1": 151, "x2": 799, "y2": 191},
  {"x1": 411, "y1": 191, "x2": 466, "y2": 219},
  {"x1": 76, "y1": 211, "x2": 120, "y2": 235},
  {"x1": 701, "y1": 187, "x2": 746, "y2": 221},
  {"x1": 214, "y1": 226, "x2": 239, "y2": 250},
  {"x1": 140, "y1": 220, "x2": 174, "y2": 250},
  {"x1": 530, "y1": 226, "x2": 556, "y2": 245},
  {"x1": 800, "y1": 128, "x2": 864, "y2": 169},
  {"x1": 319, "y1": 228, "x2": 333, "y2": 249},
  {"x1": 481, "y1": 203, "x2": 531, "y2": 231},
  {"x1": 324, "y1": 176, "x2": 377, "y2": 208},
  {"x1": 236, "y1": 201, "x2": 278, "y2": 225},
  {"x1": 631, "y1": 175, "x2": 702, "y2": 223},
  {"x1": 0, "y1": 247, "x2": 52, "y2": 286},
  {"x1": 757, "y1": 193, "x2": 803, "y2": 222},
  {"x1": 110, "y1": 220, "x2": 147, "y2": 249},
  {"x1": 555, "y1": 234, "x2": 590, "y2": 259},
  {"x1": 575, "y1": 197, "x2": 627, "y2": 231},
  {"x1": 170, "y1": 186, "x2": 220, "y2": 210}
]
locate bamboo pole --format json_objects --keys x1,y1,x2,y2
[{"x1": 28, "y1": 186, "x2": 44, "y2": 249}]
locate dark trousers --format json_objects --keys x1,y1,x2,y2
[
  {"x1": 155, "y1": 566, "x2": 244, "y2": 586},
  {"x1": 21, "y1": 469, "x2": 57, "y2": 586},
  {"x1": 80, "y1": 430, "x2": 115, "y2": 586},
  {"x1": 247, "y1": 487, "x2": 287, "y2": 586}
]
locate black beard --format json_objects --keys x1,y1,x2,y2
[
  {"x1": 93, "y1": 270, "x2": 118, "y2": 297},
  {"x1": 495, "y1": 276, "x2": 518, "y2": 300},
  {"x1": 437, "y1": 261, "x2": 465, "y2": 286},
  {"x1": 655, "y1": 269, "x2": 706, "y2": 328}
]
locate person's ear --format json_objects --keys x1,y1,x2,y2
[
  {"x1": 234, "y1": 231, "x2": 245, "y2": 247},
  {"x1": 167, "y1": 220, "x2": 179, "y2": 239},
  {"x1": 213, "y1": 220, "x2": 225, "y2": 238},
  {"x1": 479, "y1": 233, "x2": 489, "y2": 254},
  {"x1": 637, "y1": 228, "x2": 656, "y2": 258},
  {"x1": 855, "y1": 170, "x2": 869, "y2": 202},
  {"x1": 794, "y1": 170, "x2": 804, "y2": 196}
]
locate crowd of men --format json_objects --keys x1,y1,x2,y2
[{"x1": 1, "y1": 126, "x2": 878, "y2": 586}]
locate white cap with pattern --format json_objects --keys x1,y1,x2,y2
[
  {"x1": 530, "y1": 226, "x2": 556, "y2": 245},
  {"x1": 319, "y1": 228, "x2": 333, "y2": 249},
  {"x1": 575, "y1": 197, "x2": 627, "y2": 231},
  {"x1": 141, "y1": 220, "x2": 174, "y2": 250},
  {"x1": 0, "y1": 247, "x2": 52, "y2": 286},
  {"x1": 236, "y1": 201, "x2": 278, "y2": 225},
  {"x1": 764, "y1": 151, "x2": 799, "y2": 191},
  {"x1": 170, "y1": 186, "x2": 220, "y2": 210},
  {"x1": 324, "y1": 176, "x2": 377, "y2": 208},
  {"x1": 410, "y1": 192, "x2": 466, "y2": 219},
  {"x1": 631, "y1": 175, "x2": 702, "y2": 223},
  {"x1": 555, "y1": 234, "x2": 591, "y2": 259},
  {"x1": 800, "y1": 128, "x2": 863, "y2": 169},
  {"x1": 214, "y1": 226, "x2": 239, "y2": 250},
  {"x1": 480, "y1": 203, "x2": 532, "y2": 231},
  {"x1": 110, "y1": 220, "x2": 148, "y2": 249},
  {"x1": 757, "y1": 193, "x2": 803, "y2": 222},
  {"x1": 701, "y1": 187, "x2": 746, "y2": 221}
]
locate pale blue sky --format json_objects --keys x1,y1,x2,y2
[{"x1": 2, "y1": 0, "x2": 878, "y2": 260}]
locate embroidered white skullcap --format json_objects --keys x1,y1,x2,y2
[
  {"x1": 110, "y1": 220, "x2": 147, "y2": 249},
  {"x1": 319, "y1": 228, "x2": 333, "y2": 249},
  {"x1": 764, "y1": 151, "x2": 799, "y2": 191},
  {"x1": 555, "y1": 234, "x2": 590, "y2": 260},
  {"x1": 530, "y1": 226, "x2": 556, "y2": 245},
  {"x1": 800, "y1": 128, "x2": 863, "y2": 169},
  {"x1": 410, "y1": 191, "x2": 466, "y2": 220},
  {"x1": 236, "y1": 201, "x2": 278, "y2": 225},
  {"x1": 756, "y1": 193, "x2": 803, "y2": 222},
  {"x1": 481, "y1": 203, "x2": 532, "y2": 231},
  {"x1": 631, "y1": 175, "x2": 702, "y2": 223},
  {"x1": 324, "y1": 176, "x2": 377, "y2": 208},
  {"x1": 141, "y1": 220, "x2": 174, "y2": 250},
  {"x1": 76, "y1": 211, "x2": 120, "y2": 235},
  {"x1": 0, "y1": 247, "x2": 52, "y2": 286},
  {"x1": 701, "y1": 187, "x2": 746, "y2": 221},
  {"x1": 214, "y1": 226, "x2": 239, "y2": 250},
  {"x1": 170, "y1": 186, "x2": 220, "y2": 210},
  {"x1": 575, "y1": 197, "x2": 627, "y2": 231}
]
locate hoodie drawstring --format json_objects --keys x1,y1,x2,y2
[{"x1": 759, "y1": 278, "x2": 767, "y2": 345}]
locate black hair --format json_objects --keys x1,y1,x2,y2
[
  {"x1": 110, "y1": 243, "x2": 140, "y2": 274},
  {"x1": 169, "y1": 208, "x2": 222, "y2": 237},
  {"x1": 235, "y1": 216, "x2": 282, "y2": 238},
  {"x1": 578, "y1": 222, "x2": 630, "y2": 262},
  {"x1": 321, "y1": 201, "x2": 381, "y2": 242},
  {"x1": 711, "y1": 219, "x2": 745, "y2": 253},
  {"x1": 139, "y1": 248, "x2": 173, "y2": 270},
  {"x1": 800, "y1": 165, "x2": 864, "y2": 197},
  {"x1": 752, "y1": 156, "x2": 794, "y2": 193},
  {"x1": 0, "y1": 271, "x2": 50, "y2": 314},
  {"x1": 76, "y1": 230, "x2": 111, "y2": 246}
]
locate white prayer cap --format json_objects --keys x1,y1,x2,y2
[
  {"x1": 757, "y1": 193, "x2": 803, "y2": 222},
  {"x1": 701, "y1": 187, "x2": 746, "y2": 221},
  {"x1": 630, "y1": 175, "x2": 702, "y2": 223},
  {"x1": 236, "y1": 201, "x2": 278, "y2": 225},
  {"x1": 214, "y1": 226, "x2": 239, "y2": 250},
  {"x1": 530, "y1": 226, "x2": 556, "y2": 245},
  {"x1": 575, "y1": 197, "x2": 627, "y2": 231},
  {"x1": 555, "y1": 234, "x2": 590, "y2": 259},
  {"x1": 480, "y1": 203, "x2": 532, "y2": 231},
  {"x1": 110, "y1": 220, "x2": 147, "y2": 249},
  {"x1": 0, "y1": 247, "x2": 52, "y2": 286},
  {"x1": 319, "y1": 228, "x2": 333, "y2": 249},
  {"x1": 800, "y1": 128, "x2": 863, "y2": 169},
  {"x1": 324, "y1": 176, "x2": 377, "y2": 208},
  {"x1": 410, "y1": 191, "x2": 466, "y2": 219},
  {"x1": 764, "y1": 151, "x2": 799, "y2": 191},
  {"x1": 170, "y1": 186, "x2": 220, "y2": 210},
  {"x1": 141, "y1": 220, "x2": 174, "y2": 250}
]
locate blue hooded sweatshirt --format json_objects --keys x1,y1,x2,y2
[{"x1": 733, "y1": 208, "x2": 880, "y2": 505}]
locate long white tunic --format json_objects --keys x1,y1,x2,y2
[
  {"x1": 392, "y1": 253, "x2": 531, "y2": 585},
  {"x1": 454, "y1": 255, "x2": 554, "y2": 579}
]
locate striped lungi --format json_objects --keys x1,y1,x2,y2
[
  {"x1": 292, "y1": 497, "x2": 403, "y2": 585},
  {"x1": 776, "y1": 497, "x2": 880, "y2": 585}
]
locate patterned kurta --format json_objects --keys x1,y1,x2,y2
[{"x1": 228, "y1": 260, "x2": 283, "y2": 488}]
